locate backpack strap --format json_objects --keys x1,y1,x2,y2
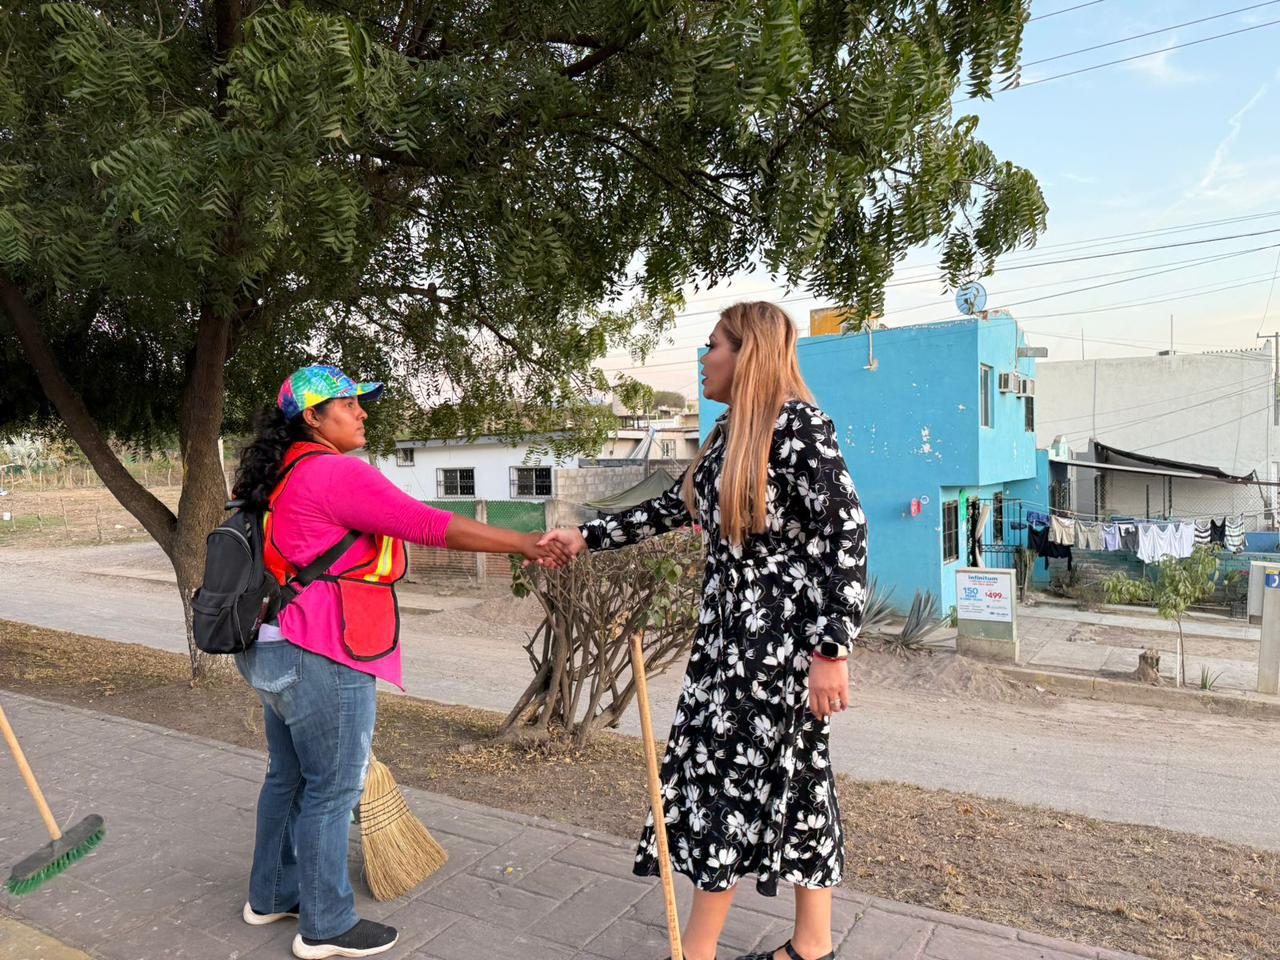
[{"x1": 277, "y1": 529, "x2": 361, "y2": 613}]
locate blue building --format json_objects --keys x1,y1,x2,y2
[{"x1": 699, "y1": 312, "x2": 1043, "y2": 613}]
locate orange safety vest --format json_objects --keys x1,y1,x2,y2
[{"x1": 263, "y1": 442, "x2": 407, "y2": 662}]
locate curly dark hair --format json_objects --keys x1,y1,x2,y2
[{"x1": 231, "y1": 401, "x2": 330, "y2": 510}]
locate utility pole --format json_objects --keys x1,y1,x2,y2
[
  {"x1": 1169, "y1": 314, "x2": 1173, "y2": 354},
  {"x1": 1080, "y1": 330, "x2": 1085, "y2": 360},
  {"x1": 1259, "y1": 332, "x2": 1280, "y2": 427}
]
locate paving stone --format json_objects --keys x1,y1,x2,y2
[
  {"x1": 418, "y1": 872, "x2": 560, "y2": 931},
  {"x1": 466, "y1": 827, "x2": 575, "y2": 885},
  {"x1": 0, "y1": 693, "x2": 1148, "y2": 960},
  {"x1": 512, "y1": 860, "x2": 602, "y2": 901},
  {"x1": 925, "y1": 925, "x2": 1078, "y2": 959},
  {"x1": 838, "y1": 908, "x2": 932, "y2": 960},
  {"x1": 535, "y1": 876, "x2": 650, "y2": 947},
  {"x1": 419, "y1": 917, "x2": 568, "y2": 960}
]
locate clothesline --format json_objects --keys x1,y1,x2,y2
[{"x1": 1001, "y1": 495, "x2": 1270, "y2": 524}]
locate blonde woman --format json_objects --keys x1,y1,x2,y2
[{"x1": 540, "y1": 302, "x2": 867, "y2": 960}]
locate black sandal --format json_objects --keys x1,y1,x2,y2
[{"x1": 733, "y1": 941, "x2": 835, "y2": 960}]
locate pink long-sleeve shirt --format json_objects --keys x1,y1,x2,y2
[{"x1": 269, "y1": 452, "x2": 453, "y2": 689}]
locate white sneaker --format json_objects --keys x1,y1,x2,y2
[{"x1": 242, "y1": 901, "x2": 300, "y2": 925}]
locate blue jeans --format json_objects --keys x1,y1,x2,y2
[{"x1": 235, "y1": 642, "x2": 376, "y2": 940}]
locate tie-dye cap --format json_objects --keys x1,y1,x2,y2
[{"x1": 277, "y1": 365, "x2": 384, "y2": 421}]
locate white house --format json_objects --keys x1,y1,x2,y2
[{"x1": 1034, "y1": 345, "x2": 1280, "y2": 526}]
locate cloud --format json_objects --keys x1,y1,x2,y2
[
  {"x1": 1123, "y1": 37, "x2": 1204, "y2": 85},
  {"x1": 1187, "y1": 79, "x2": 1273, "y2": 201}
]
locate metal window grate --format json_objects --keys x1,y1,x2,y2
[
  {"x1": 942, "y1": 500, "x2": 959, "y2": 562},
  {"x1": 510, "y1": 466, "x2": 552, "y2": 497},
  {"x1": 436, "y1": 467, "x2": 476, "y2": 497}
]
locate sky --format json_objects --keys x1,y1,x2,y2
[{"x1": 598, "y1": 0, "x2": 1280, "y2": 401}]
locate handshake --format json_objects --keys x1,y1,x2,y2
[{"x1": 517, "y1": 527, "x2": 590, "y2": 570}]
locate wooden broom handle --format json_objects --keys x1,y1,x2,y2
[
  {"x1": 0, "y1": 701, "x2": 62, "y2": 840},
  {"x1": 630, "y1": 634, "x2": 683, "y2": 960}
]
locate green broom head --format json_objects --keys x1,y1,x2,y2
[{"x1": 5, "y1": 814, "x2": 105, "y2": 896}]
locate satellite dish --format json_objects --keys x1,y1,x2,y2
[{"x1": 956, "y1": 282, "x2": 987, "y2": 316}]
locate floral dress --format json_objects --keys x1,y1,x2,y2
[{"x1": 579, "y1": 399, "x2": 867, "y2": 896}]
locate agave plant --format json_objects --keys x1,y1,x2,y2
[
  {"x1": 860, "y1": 576, "x2": 897, "y2": 638},
  {"x1": 879, "y1": 590, "x2": 944, "y2": 656}
]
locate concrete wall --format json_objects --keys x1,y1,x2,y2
[
  {"x1": 552, "y1": 465, "x2": 647, "y2": 505},
  {"x1": 1035, "y1": 347, "x2": 1279, "y2": 476},
  {"x1": 699, "y1": 314, "x2": 1039, "y2": 612}
]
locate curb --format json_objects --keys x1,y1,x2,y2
[{"x1": 999, "y1": 665, "x2": 1280, "y2": 719}]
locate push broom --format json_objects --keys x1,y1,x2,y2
[{"x1": 1, "y1": 700, "x2": 105, "y2": 895}]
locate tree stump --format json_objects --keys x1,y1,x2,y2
[{"x1": 1132, "y1": 647, "x2": 1163, "y2": 685}]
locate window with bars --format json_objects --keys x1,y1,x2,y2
[
  {"x1": 511, "y1": 466, "x2": 553, "y2": 497},
  {"x1": 394, "y1": 447, "x2": 415, "y2": 467},
  {"x1": 992, "y1": 493, "x2": 1004, "y2": 544},
  {"x1": 660, "y1": 440, "x2": 676, "y2": 459},
  {"x1": 942, "y1": 500, "x2": 959, "y2": 563},
  {"x1": 979, "y1": 364, "x2": 993, "y2": 428},
  {"x1": 436, "y1": 467, "x2": 475, "y2": 497},
  {"x1": 1024, "y1": 395, "x2": 1035, "y2": 433}
]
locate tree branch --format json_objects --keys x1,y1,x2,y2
[{"x1": 0, "y1": 275, "x2": 178, "y2": 552}]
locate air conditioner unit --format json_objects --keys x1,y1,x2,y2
[
  {"x1": 997, "y1": 372, "x2": 1017, "y2": 393},
  {"x1": 1017, "y1": 377, "x2": 1036, "y2": 397}
]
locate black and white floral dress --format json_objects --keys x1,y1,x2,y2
[{"x1": 579, "y1": 399, "x2": 867, "y2": 896}]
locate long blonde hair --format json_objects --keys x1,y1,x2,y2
[{"x1": 681, "y1": 301, "x2": 814, "y2": 544}]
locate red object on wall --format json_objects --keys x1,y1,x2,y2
[{"x1": 910, "y1": 499, "x2": 921, "y2": 517}]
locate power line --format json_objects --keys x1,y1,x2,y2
[
  {"x1": 1028, "y1": 0, "x2": 1109, "y2": 22},
  {"x1": 1039, "y1": 372, "x2": 1276, "y2": 425},
  {"x1": 1055, "y1": 379, "x2": 1275, "y2": 440},
  {"x1": 1256, "y1": 248, "x2": 1280, "y2": 337},
  {"x1": 1013, "y1": 273, "x2": 1280, "y2": 324},
  {"x1": 1127, "y1": 404, "x2": 1273, "y2": 452},
  {"x1": 1014, "y1": 17, "x2": 1280, "y2": 89},
  {"x1": 1024, "y1": 1, "x2": 1280, "y2": 67}
]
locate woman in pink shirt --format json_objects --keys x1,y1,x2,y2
[{"x1": 230, "y1": 365, "x2": 564, "y2": 959}]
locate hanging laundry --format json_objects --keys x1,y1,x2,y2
[
  {"x1": 1138, "y1": 523, "x2": 1182, "y2": 564},
  {"x1": 1050, "y1": 515, "x2": 1075, "y2": 545},
  {"x1": 1028, "y1": 524, "x2": 1073, "y2": 571},
  {"x1": 1075, "y1": 520, "x2": 1105, "y2": 551},
  {"x1": 1102, "y1": 523, "x2": 1121, "y2": 551},
  {"x1": 1210, "y1": 518, "x2": 1227, "y2": 546},
  {"x1": 1027, "y1": 511, "x2": 1050, "y2": 527},
  {"x1": 1119, "y1": 523, "x2": 1139, "y2": 552},
  {"x1": 1175, "y1": 521, "x2": 1196, "y2": 558},
  {"x1": 1224, "y1": 515, "x2": 1245, "y2": 554},
  {"x1": 1194, "y1": 519, "x2": 1212, "y2": 547}
]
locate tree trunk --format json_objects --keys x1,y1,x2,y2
[
  {"x1": 1132, "y1": 647, "x2": 1163, "y2": 685},
  {"x1": 2, "y1": 274, "x2": 235, "y2": 681},
  {"x1": 1175, "y1": 623, "x2": 1185, "y2": 688},
  {"x1": 173, "y1": 306, "x2": 234, "y2": 679}
]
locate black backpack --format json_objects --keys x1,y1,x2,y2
[{"x1": 192, "y1": 497, "x2": 358, "y2": 656}]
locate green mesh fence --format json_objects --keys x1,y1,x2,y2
[
  {"x1": 484, "y1": 500, "x2": 546, "y2": 533},
  {"x1": 426, "y1": 500, "x2": 478, "y2": 519}
]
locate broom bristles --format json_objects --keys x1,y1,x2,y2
[{"x1": 358, "y1": 754, "x2": 448, "y2": 902}]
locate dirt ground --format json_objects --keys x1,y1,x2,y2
[
  {"x1": 0, "y1": 484, "x2": 181, "y2": 549},
  {"x1": 1, "y1": 620, "x2": 1275, "y2": 960}
]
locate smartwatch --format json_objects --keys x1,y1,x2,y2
[{"x1": 815, "y1": 640, "x2": 849, "y2": 661}]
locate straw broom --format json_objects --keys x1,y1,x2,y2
[{"x1": 357, "y1": 753, "x2": 448, "y2": 901}]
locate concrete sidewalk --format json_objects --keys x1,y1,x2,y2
[{"x1": 0, "y1": 694, "x2": 1147, "y2": 960}]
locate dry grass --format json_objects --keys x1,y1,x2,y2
[{"x1": 2, "y1": 619, "x2": 1278, "y2": 960}]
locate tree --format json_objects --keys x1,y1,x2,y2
[
  {"x1": 501, "y1": 531, "x2": 702, "y2": 745},
  {"x1": 1, "y1": 1, "x2": 1046, "y2": 676},
  {"x1": 650, "y1": 390, "x2": 687, "y2": 412},
  {"x1": 1154, "y1": 546, "x2": 1220, "y2": 688}
]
